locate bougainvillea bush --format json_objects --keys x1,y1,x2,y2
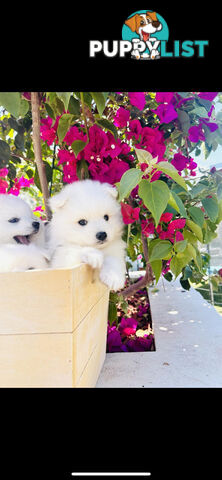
[{"x1": 1, "y1": 91, "x2": 222, "y2": 351}]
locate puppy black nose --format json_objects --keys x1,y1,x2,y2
[
  {"x1": 32, "y1": 221, "x2": 40, "y2": 231},
  {"x1": 152, "y1": 20, "x2": 160, "y2": 28},
  {"x1": 96, "y1": 231, "x2": 107, "y2": 242}
]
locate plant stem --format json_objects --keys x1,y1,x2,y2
[
  {"x1": 120, "y1": 233, "x2": 154, "y2": 299},
  {"x1": 31, "y1": 92, "x2": 52, "y2": 221},
  {"x1": 80, "y1": 92, "x2": 89, "y2": 140}
]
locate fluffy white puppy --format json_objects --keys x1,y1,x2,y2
[
  {"x1": 49, "y1": 180, "x2": 126, "y2": 291},
  {"x1": 0, "y1": 194, "x2": 48, "y2": 272}
]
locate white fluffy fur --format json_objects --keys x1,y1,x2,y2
[
  {"x1": 0, "y1": 194, "x2": 48, "y2": 272},
  {"x1": 49, "y1": 180, "x2": 126, "y2": 291}
]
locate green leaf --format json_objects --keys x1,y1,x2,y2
[
  {"x1": 71, "y1": 140, "x2": 87, "y2": 158},
  {"x1": 0, "y1": 140, "x2": 11, "y2": 166},
  {"x1": 217, "y1": 182, "x2": 222, "y2": 201},
  {"x1": 138, "y1": 179, "x2": 170, "y2": 226},
  {"x1": 188, "y1": 206, "x2": 205, "y2": 227},
  {"x1": 91, "y1": 92, "x2": 106, "y2": 115},
  {"x1": 118, "y1": 168, "x2": 143, "y2": 202},
  {"x1": 189, "y1": 181, "x2": 208, "y2": 198},
  {"x1": 174, "y1": 240, "x2": 187, "y2": 253},
  {"x1": 96, "y1": 118, "x2": 118, "y2": 140},
  {"x1": 149, "y1": 240, "x2": 173, "y2": 262},
  {"x1": 170, "y1": 255, "x2": 185, "y2": 279},
  {"x1": 135, "y1": 148, "x2": 155, "y2": 165},
  {"x1": 56, "y1": 92, "x2": 72, "y2": 111},
  {"x1": 57, "y1": 114, "x2": 73, "y2": 143},
  {"x1": 202, "y1": 196, "x2": 219, "y2": 223},
  {"x1": 68, "y1": 96, "x2": 81, "y2": 116},
  {"x1": 45, "y1": 103, "x2": 55, "y2": 120},
  {"x1": 150, "y1": 259, "x2": 162, "y2": 284},
  {"x1": 177, "y1": 109, "x2": 191, "y2": 134},
  {"x1": 169, "y1": 191, "x2": 188, "y2": 218},
  {"x1": 186, "y1": 219, "x2": 203, "y2": 242},
  {"x1": 155, "y1": 161, "x2": 188, "y2": 191},
  {"x1": 183, "y1": 265, "x2": 193, "y2": 280},
  {"x1": 189, "y1": 105, "x2": 208, "y2": 117},
  {"x1": 108, "y1": 299, "x2": 118, "y2": 326},
  {"x1": 0, "y1": 92, "x2": 21, "y2": 118},
  {"x1": 19, "y1": 98, "x2": 29, "y2": 117}
]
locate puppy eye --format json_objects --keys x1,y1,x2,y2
[
  {"x1": 8, "y1": 218, "x2": 20, "y2": 223},
  {"x1": 104, "y1": 214, "x2": 109, "y2": 221},
  {"x1": 78, "y1": 219, "x2": 88, "y2": 226},
  {"x1": 140, "y1": 20, "x2": 145, "y2": 25}
]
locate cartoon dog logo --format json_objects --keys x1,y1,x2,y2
[{"x1": 125, "y1": 11, "x2": 162, "y2": 59}]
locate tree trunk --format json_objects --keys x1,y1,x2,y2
[{"x1": 31, "y1": 92, "x2": 52, "y2": 221}]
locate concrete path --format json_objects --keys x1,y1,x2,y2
[{"x1": 96, "y1": 278, "x2": 222, "y2": 387}]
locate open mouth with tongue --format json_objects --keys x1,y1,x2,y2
[
  {"x1": 13, "y1": 234, "x2": 31, "y2": 245},
  {"x1": 141, "y1": 30, "x2": 150, "y2": 41}
]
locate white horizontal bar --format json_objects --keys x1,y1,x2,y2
[{"x1": 71, "y1": 474, "x2": 151, "y2": 477}]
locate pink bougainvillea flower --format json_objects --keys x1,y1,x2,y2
[
  {"x1": 218, "y1": 268, "x2": 222, "y2": 277},
  {"x1": 15, "y1": 176, "x2": 34, "y2": 188},
  {"x1": 0, "y1": 178, "x2": 8, "y2": 193},
  {"x1": 126, "y1": 119, "x2": 142, "y2": 140},
  {"x1": 152, "y1": 103, "x2": 178, "y2": 124},
  {"x1": 160, "y1": 212, "x2": 173, "y2": 223},
  {"x1": 63, "y1": 163, "x2": 78, "y2": 183},
  {"x1": 188, "y1": 125, "x2": 205, "y2": 143},
  {"x1": 210, "y1": 166, "x2": 217, "y2": 174},
  {"x1": 0, "y1": 168, "x2": 9, "y2": 177},
  {"x1": 63, "y1": 125, "x2": 87, "y2": 146},
  {"x1": 201, "y1": 118, "x2": 218, "y2": 132},
  {"x1": 58, "y1": 149, "x2": 76, "y2": 166},
  {"x1": 175, "y1": 231, "x2": 185, "y2": 242},
  {"x1": 107, "y1": 325, "x2": 128, "y2": 352},
  {"x1": 171, "y1": 152, "x2": 188, "y2": 171},
  {"x1": 167, "y1": 218, "x2": 186, "y2": 233},
  {"x1": 119, "y1": 317, "x2": 138, "y2": 337},
  {"x1": 84, "y1": 124, "x2": 108, "y2": 162},
  {"x1": 198, "y1": 92, "x2": 218, "y2": 101},
  {"x1": 187, "y1": 160, "x2": 197, "y2": 171},
  {"x1": 103, "y1": 132, "x2": 122, "y2": 159},
  {"x1": 128, "y1": 92, "x2": 146, "y2": 110},
  {"x1": 141, "y1": 219, "x2": 155, "y2": 237},
  {"x1": 33, "y1": 206, "x2": 44, "y2": 213},
  {"x1": 8, "y1": 187, "x2": 20, "y2": 196},
  {"x1": 155, "y1": 92, "x2": 174, "y2": 104},
  {"x1": 40, "y1": 116, "x2": 60, "y2": 146},
  {"x1": 113, "y1": 107, "x2": 130, "y2": 128},
  {"x1": 136, "y1": 126, "x2": 166, "y2": 160},
  {"x1": 159, "y1": 231, "x2": 174, "y2": 241},
  {"x1": 121, "y1": 203, "x2": 140, "y2": 225},
  {"x1": 126, "y1": 335, "x2": 153, "y2": 352},
  {"x1": 89, "y1": 158, "x2": 129, "y2": 185}
]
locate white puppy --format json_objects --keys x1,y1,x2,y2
[
  {"x1": 0, "y1": 194, "x2": 48, "y2": 272},
  {"x1": 49, "y1": 180, "x2": 126, "y2": 291}
]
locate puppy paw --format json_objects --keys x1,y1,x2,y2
[
  {"x1": 99, "y1": 268, "x2": 125, "y2": 291},
  {"x1": 81, "y1": 249, "x2": 104, "y2": 269}
]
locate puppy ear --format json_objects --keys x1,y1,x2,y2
[
  {"x1": 49, "y1": 186, "x2": 70, "y2": 212},
  {"x1": 125, "y1": 14, "x2": 138, "y2": 32},
  {"x1": 102, "y1": 183, "x2": 118, "y2": 199}
]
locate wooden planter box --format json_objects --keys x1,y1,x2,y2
[{"x1": 0, "y1": 264, "x2": 109, "y2": 388}]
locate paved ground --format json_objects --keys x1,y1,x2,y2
[{"x1": 96, "y1": 278, "x2": 222, "y2": 387}]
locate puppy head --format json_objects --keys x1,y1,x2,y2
[
  {"x1": 49, "y1": 180, "x2": 123, "y2": 248},
  {"x1": 125, "y1": 12, "x2": 162, "y2": 39},
  {"x1": 0, "y1": 194, "x2": 45, "y2": 247}
]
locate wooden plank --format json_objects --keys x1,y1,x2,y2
[
  {"x1": 71, "y1": 264, "x2": 108, "y2": 331},
  {"x1": 72, "y1": 289, "x2": 109, "y2": 385},
  {"x1": 0, "y1": 333, "x2": 73, "y2": 387},
  {"x1": 0, "y1": 269, "x2": 73, "y2": 334}
]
